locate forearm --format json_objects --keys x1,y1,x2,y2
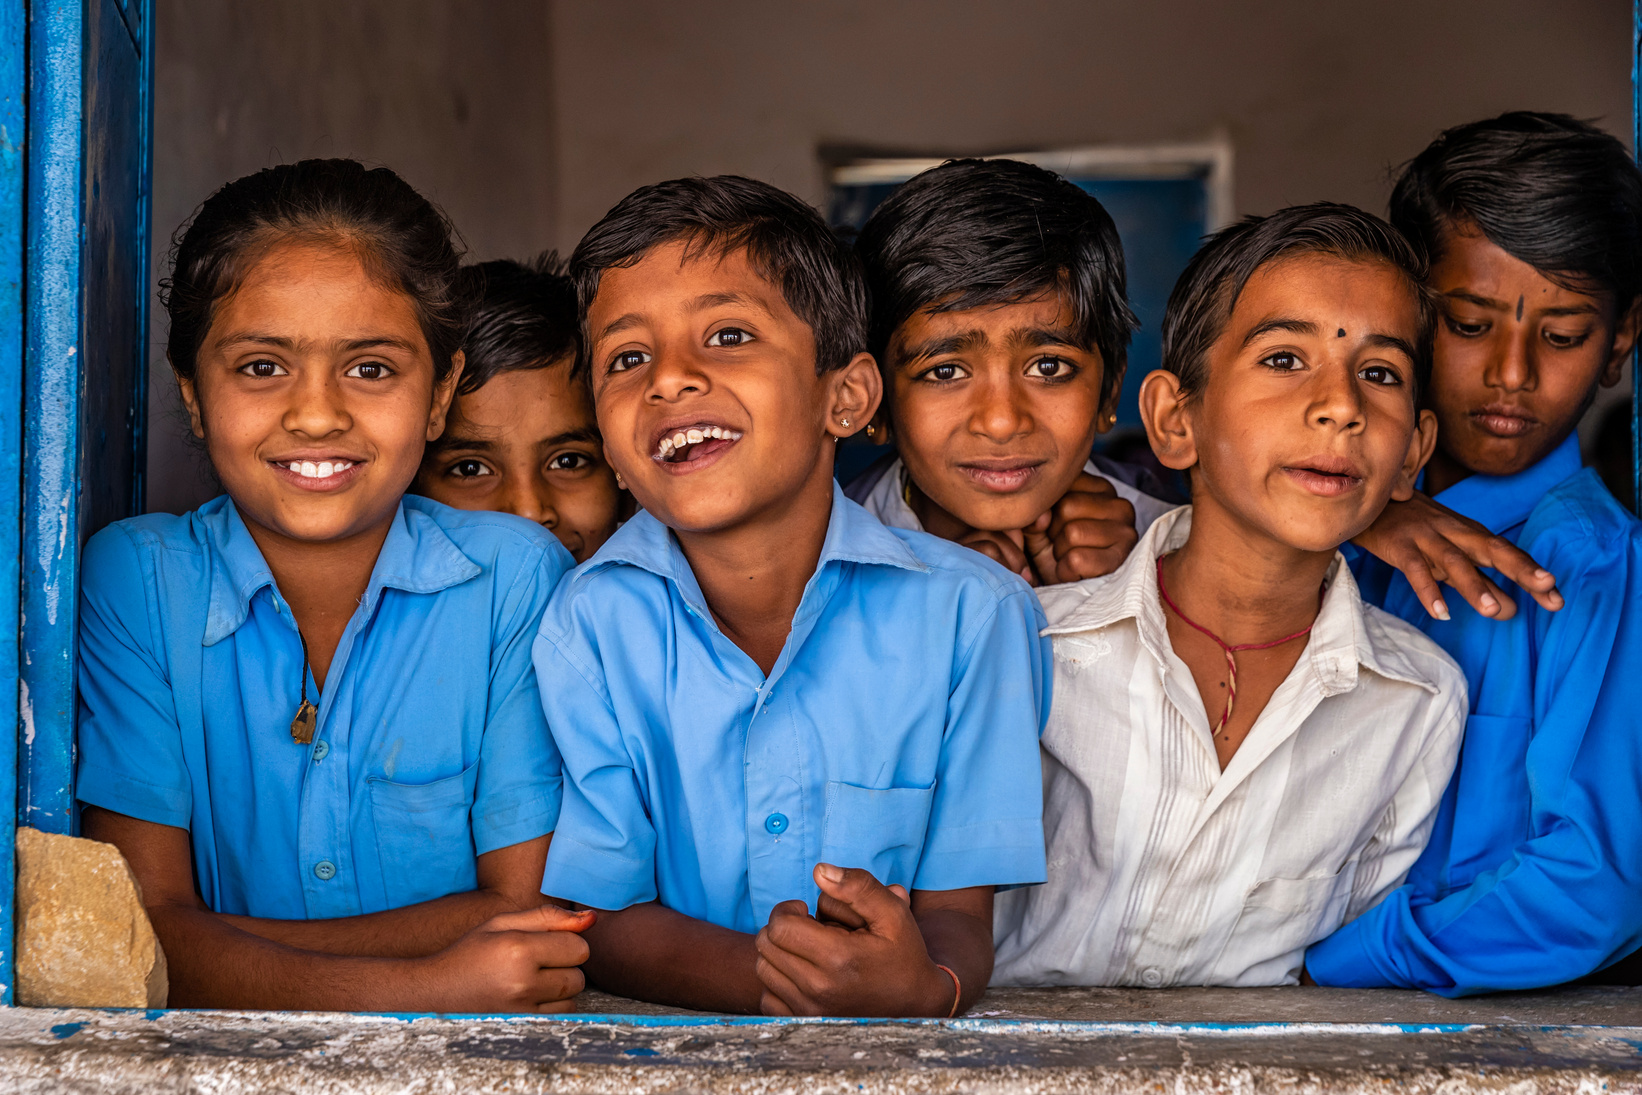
[
  {"x1": 220, "y1": 887, "x2": 530, "y2": 958},
  {"x1": 150, "y1": 903, "x2": 434, "y2": 1011},
  {"x1": 915, "y1": 905, "x2": 994, "y2": 1014},
  {"x1": 580, "y1": 901, "x2": 764, "y2": 1013}
]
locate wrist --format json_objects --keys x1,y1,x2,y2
[{"x1": 922, "y1": 961, "x2": 961, "y2": 1018}]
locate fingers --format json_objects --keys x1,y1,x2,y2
[
  {"x1": 760, "y1": 989, "x2": 797, "y2": 1016},
  {"x1": 1465, "y1": 535, "x2": 1564, "y2": 612},
  {"x1": 485, "y1": 904, "x2": 597, "y2": 934},
  {"x1": 812, "y1": 863, "x2": 914, "y2": 936},
  {"x1": 1392, "y1": 552, "x2": 1452, "y2": 622},
  {"x1": 755, "y1": 925, "x2": 828, "y2": 1015},
  {"x1": 958, "y1": 530, "x2": 1033, "y2": 585},
  {"x1": 1428, "y1": 542, "x2": 1515, "y2": 620},
  {"x1": 816, "y1": 890, "x2": 870, "y2": 929}
]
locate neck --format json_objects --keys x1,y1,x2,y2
[
  {"x1": 674, "y1": 460, "x2": 835, "y2": 676},
  {"x1": 240, "y1": 508, "x2": 394, "y2": 640},
  {"x1": 907, "y1": 480, "x2": 969, "y2": 542},
  {"x1": 1161, "y1": 495, "x2": 1332, "y2": 646},
  {"x1": 1421, "y1": 447, "x2": 1471, "y2": 497}
]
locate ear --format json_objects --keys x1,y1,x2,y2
[
  {"x1": 1138, "y1": 369, "x2": 1197, "y2": 472},
  {"x1": 824, "y1": 352, "x2": 883, "y2": 439},
  {"x1": 1601, "y1": 298, "x2": 1642, "y2": 389},
  {"x1": 426, "y1": 350, "x2": 465, "y2": 442},
  {"x1": 174, "y1": 361, "x2": 206, "y2": 440},
  {"x1": 1390, "y1": 407, "x2": 1440, "y2": 502}
]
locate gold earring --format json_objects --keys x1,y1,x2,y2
[
  {"x1": 840, "y1": 417, "x2": 851, "y2": 429},
  {"x1": 615, "y1": 471, "x2": 626, "y2": 489},
  {"x1": 866, "y1": 423, "x2": 875, "y2": 438}
]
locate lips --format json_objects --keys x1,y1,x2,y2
[
  {"x1": 268, "y1": 456, "x2": 366, "y2": 492},
  {"x1": 956, "y1": 459, "x2": 1046, "y2": 494},
  {"x1": 649, "y1": 421, "x2": 743, "y2": 472},
  {"x1": 1281, "y1": 456, "x2": 1364, "y2": 498},
  {"x1": 1469, "y1": 404, "x2": 1539, "y2": 438}
]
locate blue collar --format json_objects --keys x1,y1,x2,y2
[
  {"x1": 202, "y1": 497, "x2": 481, "y2": 646},
  {"x1": 1428, "y1": 433, "x2": 1585, "y2": 536},
  {"x1": 583, "y1": 482, "x2": 927, "y2": 604}
]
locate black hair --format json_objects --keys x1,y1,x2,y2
[
  {"x1": 161, "y1": 158, "x2": 467, "y2": 384},
  {"x1": 853, "y1": 158, "x2": 1139, "y2": 410},
  {"x1": 1161, "y1": 202, "x2": 1434, "y2": 400},
  {"x1": 569, "y1": 175, "x2": 867, "y2": 377},
  {"x1": 455, "y1": 254, "x2": 579, "y2": 396},
  {"x1": 1391, "y1": 112, "x2": 1642, "y2": 307}
]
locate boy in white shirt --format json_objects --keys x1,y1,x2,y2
[{"x1": 993, "y1": 203, "x2": 1468, "y2": 988}]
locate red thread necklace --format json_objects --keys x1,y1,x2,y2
[{"x1": 1155, "y1": 555, "x2": 1318, "y2": 737}]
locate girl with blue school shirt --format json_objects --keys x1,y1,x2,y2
[{"x1": 76, "y1": 159, "x2": 592, "y2": 1012}]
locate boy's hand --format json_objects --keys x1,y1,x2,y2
[
  {"x1": 958, "y1": 527, "x2": 1037, "y2": 586},
  {"x1": 1022, "y1": 472, "x2": 1138, "y2": 585},
  {"x1": 416, "y1": 904, "x2": 595, "y2": 1013},
  {"x1": 754, "y1": 864, "x2": 957, "y2": 1017},
  {"x1": 1352, "y1": 493, "x2": 1563, "y2": 621}
]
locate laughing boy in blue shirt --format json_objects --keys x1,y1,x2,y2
[
  {"x1": 535, "y1": 176, "x2": 1050, "y2": 1016},
  {"x1": 1309, "y1": 113, "x2": 1642, "y2": 993}
]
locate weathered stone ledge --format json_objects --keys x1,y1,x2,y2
[{"x1": 0, "y1": 986, "x2": 1637, "y2": 1094}]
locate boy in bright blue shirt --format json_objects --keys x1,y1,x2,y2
[
  {"x1": 537, "y1": 176, "x2": 1050, "y2": 1016},
  {"x1": 1308, "y1": 113, "x2": 1642, "y2": 994}
]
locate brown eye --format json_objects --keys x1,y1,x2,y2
[
  {"x1": 240, "y1": 359, "x2": 286, "y2": 378},
  {"x1": 449, "y1": 459, "x2": 493, "y2": 479},
  {"x1": 708, "y1": 328, "x2": 750, "y2": 347},
  {"x1": 344, "y1": 361, "x2": 391, "y2": 380},
  {"x1": 920, "y1": 362, "x2": 969, "y2": 383},
  {"x1": 549, "y1": 452, "x2": 593, "y2": 471},
  {"x1": 1025, "y1": 357, "x2": 1077, "y2": 380},
  {"x1": 1260, "y1": 352, "x2": 1302, "y2": 371}
]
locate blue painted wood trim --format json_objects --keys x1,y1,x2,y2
[
  {"x1": 21, "y1": 0, "x2": 84, "y2": 836},
  {"x1": 132, "y1": 0, "x2": 150, "y2": 516},
  {"x1": 1633, "y1": 0, "x2": 1640, "y2": 514},
  {"x1": 0, "y1": 0, "x2": 28, "y2": 1008}
]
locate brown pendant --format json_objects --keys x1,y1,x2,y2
[{"x1": 290, "y1": 700, "x2": 317, "y2": 744}]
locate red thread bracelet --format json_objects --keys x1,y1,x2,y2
[{"x1": 935, "y1": 964, "x2": 962, "y2": 1018}]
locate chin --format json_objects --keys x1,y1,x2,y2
[{"x1": 942, "y1": 490, "x2": 1060, "y2": 534}]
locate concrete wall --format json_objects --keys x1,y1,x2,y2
[
  {"x1": 147, "y1": 0, "x2": 559, "y2": 514},
  {"x1": 145, "y1": 0, "x2": 1633, "y2": 514}
]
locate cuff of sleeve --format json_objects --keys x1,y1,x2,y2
[
  {"x1": 539, "y1": 834, "x2": 657, "y2": 911},
  {"x1": 915, "y1": 821, "x2": 1048, "y2": 892},
  {"x1": 1307, "y1": 916, "x2": 1397, "y2": 988},
  {"x1": 473, "y1": 782, "x2": 562, "y2": 856},
  {"x1": 75, "y1": 762, "x2": 192, "y2": 829}
]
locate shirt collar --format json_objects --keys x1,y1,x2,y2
[
  {"x1": 202, "y1": 498, "x2": 480, "y2": 646},
  {"x1": 582, "y1": 481, "x2": 927, "y2": 598},
  {"x1": 1040, "y1": 505, "x2": 1440, "y2": 696},
  {"x1": 1428, "y1": 432, "x2": 1583, "y2": 535}
]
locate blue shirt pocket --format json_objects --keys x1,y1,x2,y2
[
  {"x1": 368, "y1": 762, "x2": 480, "y2": 909},
  {"x1": 820, "y1": 781, "x2": 935, "y2": 890}
]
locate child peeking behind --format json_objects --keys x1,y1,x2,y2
[
  {"x1": 74, "y1": 160, "x2": 590, "y2": 1011},
  {"x1": 415, "y1": 256, "x2": 626, "y2": 561},
  {"x1": 992, "y1": 204, "x2": 1467, "y2": 988},
  {"x1": 535, "y1": 176, "x2": 1050, "y2": 1016},
  {"x1": 1309, "y1": 113, "x2": 1642, "y2": 994}
]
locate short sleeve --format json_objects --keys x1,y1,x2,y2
[
  {"x1": 470, "y1": 539, "x2": 573, "y2": 855},
  {"x1": 914, "y1": 584, "x2": 1051, "y2": 891},
  {"x1": 75, "y1": 526, "x2": 193, "y2": 828},
  {"x1": 534, "y1": 601, "x2": 659, "y2": 911}
]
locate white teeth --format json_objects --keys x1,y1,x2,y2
[
  {"x1": 659, "y1": 438, "x2": 674, "y2": 457},
  {"x1": 317, "y1": 461, "x2": 333, "y2": 478},
  {"x1": 686, "y1": 429, "x2": 704, "y2": 444},
  {"x1": 286, "y1": 460, "x2": 352, "y2": 479},
  {"x1": 300, "y1": 461, "x2": 318, "y2": 478},
  {"x1": 672, "y1": 432, "x2": 688, "y2": 449},
  {"x1": 288, "y1": 462, "x2": 301, "y2": 472}
]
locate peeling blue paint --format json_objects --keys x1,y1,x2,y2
[{"x1": 48, "y1": 1022, "x2": 83, "y2": 1040}]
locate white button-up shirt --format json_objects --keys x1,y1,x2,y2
[{"x1": 993, "y1": 506, "x2": 1467, "y2": 988}]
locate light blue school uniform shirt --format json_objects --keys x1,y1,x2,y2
[
  {"x1": 536, "y1": 485, "x2": 1051, "y2": 934},
  {"x1": 1309, "y1": 434, "x2": 1642, "y2": 994},
  {"x1": 76, "y1": 494, "x2": 572, "y2": 920}
]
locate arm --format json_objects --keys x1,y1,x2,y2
[
  {"x1": 754, "y1": 865, "x2": 991, "y2": 1017},
  {"x1": 217, "y1": 834, "x2": 551, "y2": 957},
  {"x1": 1351, "y1": 492, "x2": 1563, "y2": 620},
  {"x1": 82, "y1": 808, "x2": 592, "y2": 1011},
  {"x1": 1309, "y1": 546, "x2": 1642, "y2": 994},
  {"x1": 573, "y1": 900, "x2": 764, "y2": 1014}
]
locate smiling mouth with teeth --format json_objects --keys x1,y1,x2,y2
[
  {"x1": 280, "y1": 460, "x2": 356, "y2": 480},
  {"x1": 656, "y1": 425, "x2": 742, "y2": 462}
]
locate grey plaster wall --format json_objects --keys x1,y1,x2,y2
[
  {"x1": 146, "y1": 0, "x2": 559, "y2": 514},
  {"x1": 144, "y1": 0, "x2": 1632, "y2": 514}
]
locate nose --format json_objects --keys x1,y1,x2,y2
[
  {"x1": 967, "y1": 370, "x2": 1033, "y2": 442},
  {"x1": 504, "y1": 473, "x2": 557, "y2": 528},
  {"x1": 645, "y1": 343, "x2": 709, "y2": 404},
  {"x1": 282, "y1": 367, "x2": 351, "y2": 438},
  {"x1": 1483, "y1": 327, "x2": 1536, "y2": 394},
  {"x1": 1308, "y1": 361, "x2": 1366, "y2": 433}
]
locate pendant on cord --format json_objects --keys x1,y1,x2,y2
[{"x1": 290, "y1": 629, "x2": 317, "y2": 744}]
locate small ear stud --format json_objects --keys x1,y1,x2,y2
[
  {"x1": 865, "y1": 423, "x2": 875, "y2": 438},
  {"x1": 840, "y1": 417, "x2": 852, "y2": 429},
  {"x1": 615, "y1": 471, "x2": 626, "y2": 490}
]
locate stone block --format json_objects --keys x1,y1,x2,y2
[{"x1": 15, "y1": 826, "x2": 167, "y2": 1008}]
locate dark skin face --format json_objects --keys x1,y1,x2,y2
[
  {"x1": 572, "y1": 241, "x2": 992, "y2": 1017},
  {"x1": 1423, "y1": 225, "x2": 1639, "y2": 494},
  {"x1": 881, "y1": 294, "x2": 1139, "y2": 585},
  {"x1": 415, "y1": 362, "x2": 625, "y2": 562}
]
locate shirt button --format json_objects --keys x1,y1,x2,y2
[
  {"x1": 764, "y1": 813, "x2": 789, "y2": 835},
  {"x1": 313, "y1": 860, "x2": 337, "y2": 881},
  {"x1": 312, "y1": 740, "x2": 330, "y2": 761},
  {"x1": 1141, "y1": 967, "x2": 1164, "y2": 988}
]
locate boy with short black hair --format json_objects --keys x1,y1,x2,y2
[
  {"x1": 536, "y1": 176, "x2": 1050, "y2": 1016},
  {"x1": 414, "y1": 256, "x2": 625, "y2": 562},
  {"x1": 1308, "y1": 112, "x2": 1642, "y2": 993},
  {"x1": 992, "y1": 203, "x2": 1467, "y2": 988}
]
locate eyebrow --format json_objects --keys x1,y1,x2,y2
[
  {"x1": 432, "y1": 426, "x2": 602, "y2": 452},
  {"x1": 594, "y1": 292, "x2": 776, "y2": 343},
  {"x1": 1009, "y1": 325, "x2": 1084, "y2": 350},
  {"x1": 1442, "y1": 291, "x2": 1600, "y2": 318},
  {"x1": 1240, "y1": 317, "x2": 1321, "y2": 347},
  {"x1": 219, "y1": 333, "x2": 420, "y2": 353},
  {"x1": 896, "y1": 330, "x2": 986, "y2": 365},
  {"x1": 1359, "y1": 332, "x2": 1418, "y2": 360}
]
